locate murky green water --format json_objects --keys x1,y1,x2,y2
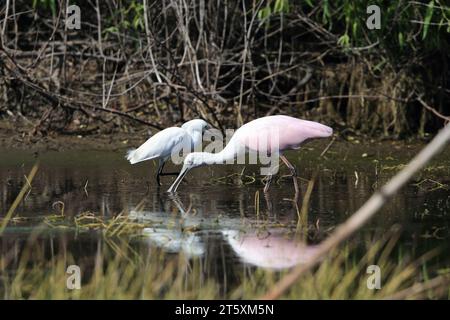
[{"x1": 0, "y1": 141, "x2": 449, "y2": 298}]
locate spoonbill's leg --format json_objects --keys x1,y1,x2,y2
[
  {"x1": 263, "y1": 190, "x2": 274, "y2": 214},
  {"x1": 263, "y1": 159, "x2": 280, "y2": 193},
  {"x1": 280, "y1": 155, "x2": 299, "y2": 194},
  {"x1": 263, "y1": 175, "x2": 273, "y2": 193}
]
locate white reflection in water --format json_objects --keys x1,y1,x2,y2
[{"x1": 142, "y1": 227, "x2": 204, "y2": 257}]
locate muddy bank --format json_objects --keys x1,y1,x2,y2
[
  {"x1": 0, "y1": 118, "x2": 437, "y2": 152},
  {"x1": 0, "y1": 119, "x2": 146, "y2": 151}
]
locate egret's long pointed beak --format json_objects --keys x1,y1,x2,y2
[{"x1": 167, "y1": 164, "x2": 190, "y2": 193}]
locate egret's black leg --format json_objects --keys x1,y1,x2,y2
[
  {"x1": 156, "y1": 160, "x2": 181, "y2": 186},
  {"x1": 159, "y1": 163, "x2": 180, "y2": 176},
  {"x1": 156, "y1": 160, "x2": 165, "y2": 186},
  {"x1": 159, "y1": 172, "x2": 181, "y2": 176},
  {"x1": 280, "y1": 155, "x2": 299, "y2": 194}
]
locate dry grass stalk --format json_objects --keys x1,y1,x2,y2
[{"x1": 0, "y1": 162, "x2": 39, "y2": 234}]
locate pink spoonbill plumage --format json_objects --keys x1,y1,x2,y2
[{"x1": 167, "y1": 115, "x2": 333, "y2": 193}]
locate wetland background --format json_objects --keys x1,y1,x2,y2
[{"x1": 0, "y1": 1, "x2": 450, "y2": 299}]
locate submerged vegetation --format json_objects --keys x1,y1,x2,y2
[{"x1": 0, "y1": 1, "x2": 449, "y2": 138}]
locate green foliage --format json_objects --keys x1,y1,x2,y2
[
  {"x1": 127, "y1": 1, "x2": 145, "y2": 31},
  {"x1": 423, "y1": 0, "x2": 435, "y2": 40},
  {"x1": 398, "y1": 32, "x2": 405, "y2": 48},
  {"x1": 298, "y1": 0, "x2": 449, "y2": 52},
  {"x1": 101, "y1": 1, "x2": 146, "y2": 36},
  {"x1": 257, "y1": 6, "x2": 272, "y2": 20},
  {"x1": 338, "y1": 33, "x2": 350, "y2": 47},
  {"x1": 323, "y1": 0, "x2": 331, "y2": 25},
  {"x1": 274, "y1": 0, "x2": 290, "y2": 14},
  {"x1": 258, "y1": 0, "x2": 290, "y2": 21},
  {"x1": 32, "y1": 0, "x2": 56, "y2": 16},
  {"x1": 29, "y1": 0, "x2": 450, "y2": 55}
]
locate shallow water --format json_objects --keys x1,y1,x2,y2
[{"x1": 0, "y1": 141, "x2": 449, "y2": 297}]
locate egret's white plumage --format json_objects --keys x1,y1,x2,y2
[
  {"x1": 127, "y1": 127, "x2": 188, "y2": 164},
  {"x1": 127, "y1": 119, "x2": 208, "y2": 185}
]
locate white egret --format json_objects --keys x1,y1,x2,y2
[{"x1": 127, "y1": 119, "x2": 208, "y2": 185}]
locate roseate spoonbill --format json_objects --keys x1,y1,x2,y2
[
  {"x1": 167, "y1": 115, "x2": 332, "y2": 193},
  {"x1": 126, "y1": 119, "x2": 208, "y2": 186}
]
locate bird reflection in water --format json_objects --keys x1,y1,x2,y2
[
  {"x1": 130, "y1": 191, "x2": 319, "y2": 270},
  {"x1": 222, "y1": 230, "x2": 318, "y2": 269},
  {"x1": 130, "y1": 194, "x2": 205, "y2": 258}
]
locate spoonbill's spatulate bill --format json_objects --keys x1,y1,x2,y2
[
  {"x1": 167, "y1": 115, "x2": 333, "y2": 193},
  {"x1": 127, "y1": 119, "x2": 208, "y2": 186}
]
